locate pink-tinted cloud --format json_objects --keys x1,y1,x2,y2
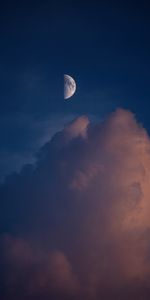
[
  {"x1": 1, "y1": 109, "x2": 150, "y2": 299},
  {"x1": 64, "y1": 115, "x2": 89, "y2": 140},
  {"x1": 3, "y1": 235, "x2": 79, "y2": 299}
]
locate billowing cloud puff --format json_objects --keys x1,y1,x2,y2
[
  {"x1": 2, "y1": 235, "x2": 78, "y2": 299},
  {"x1": 64, "y1": 115, "x2": 89, "y2": 139},
  {"x1": 1, "y1": 109, "x2": 150, "y2": 299}
]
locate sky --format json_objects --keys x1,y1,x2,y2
[
  {"x1": 1, "y1": 0, "x2": 150, "y2": 180},
  {"x1": 1, "y1": 0, "x2": 150, "y2": 299}
]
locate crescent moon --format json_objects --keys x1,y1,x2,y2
[{"x1": 64, "y1": 74, "x2": 76, "y2": 100}]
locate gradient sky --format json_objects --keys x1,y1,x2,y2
[
  {"x1": 0, "y1": 0, "x2": 150, "y2": 179},
  {"x1": 1, "y1": 1, "x2": 150, "y2": 299}
]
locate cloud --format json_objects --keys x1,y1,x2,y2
[
  {"x1": 1, "y1": 109, "x2": 150, "y2": 299},
  {"x1": 2, "y1": 235, "x2": 78, "y2": 300},
  {"x1": 0, "y1": 113, "x2": 76, "y2": 182},
  {"x1": 64, "y1": 115, "x2": 89, "y2": 139}
]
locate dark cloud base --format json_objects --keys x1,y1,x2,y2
[{"x1": 1, "y1": 109, "x2": 150, "y2": 299}]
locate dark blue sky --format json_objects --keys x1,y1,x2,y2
[{"x1": 0, "y1": 0, "x2": 150, "y2": 179}]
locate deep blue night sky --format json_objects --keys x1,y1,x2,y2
[{"x1": 0, "y1": 0, "x2": 150, "y2": 180}]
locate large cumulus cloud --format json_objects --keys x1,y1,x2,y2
[{"x1": 1, "y1": 108, "x2": 150, "y2": 299}]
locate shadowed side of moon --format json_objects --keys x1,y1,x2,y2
[{"x1": 64, "y1": 74, "x2": 76, "y2": 99}]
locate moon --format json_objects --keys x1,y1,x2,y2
[{"x1": 64, "y1": 74, "x2": 76, "y2": 100}]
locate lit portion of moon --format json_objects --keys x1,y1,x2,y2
[{"x1": 64, "y1": 74, "x2": 76, "y2": 100}]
